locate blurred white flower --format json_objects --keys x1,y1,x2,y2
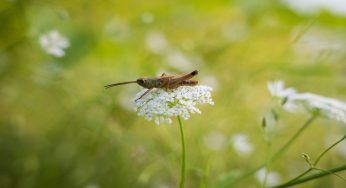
[
  {"x1": 282, "y1": 0, "x2": 346, "y2": 16},
  {"x1": 221, "y1": 22, "x2": 248, "y2": 42},
  {"x1": 255, "y1": 168, "x2": 281, "y2": 187},
  {"x1": 285, "y1": 93, "x2": 346, "y2": 123},
  {"x1": 134, "y1": 86, "x2": 214, "y2": 125},
  {"x1": 104, "y1": 18, "x2": 131, "y2": 42},
  {"x1": 231, "y1": 133, "x2": 254, "y2": 156},
  {"x1": 141, "y1": 12, "x2": 154, "y2": 23},
  {"x1": 291, "y1": 28, "x2": 345, "y2": 62},
  {"x1": 39, "y1": 30, "x2": 70, "y2": 57},
  {"x1": 268, "y1": 80, "x2": 346, "y2": 123},
  {"x1": 267, "y1": 80, "x2": 296, "y2": 98},
  {"x1": 203, "y1": 131, "x2": 227, "y2": 151},
  {"x1": 165, "y1": 50, "x2": 193, "y2": 71},
  {"x1": 146, "y1": 31, "x2": 169, "y2": 54}
]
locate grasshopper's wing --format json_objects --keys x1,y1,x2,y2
[{"x1": 169, "y1": 70, "x2": 198, "y2": 85}]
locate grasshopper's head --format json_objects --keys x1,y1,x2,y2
[{"x1": 136, "y1": 78, "x2": 146, "y2": 87}]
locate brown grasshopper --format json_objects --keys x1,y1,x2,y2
[{"x1": 105, "y1": 70, "x2": 199, "y2": 101}]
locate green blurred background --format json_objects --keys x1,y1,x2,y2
[{"x1": 1, "y1": 0, "x2": 346, "y2": 187}]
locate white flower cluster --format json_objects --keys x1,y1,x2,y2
[
  {"x1": 282, "y1": 0, "x2": 346, "y2": 16},
  {"x1": 268, "y1": 80, "x2": 346, "y2": 123},
  {"x1": 39, "y1": 30, "x2": 70, "y2": 57},
  {"x1": 134, "y1": 86, "x2": 214, "y2": 124}
]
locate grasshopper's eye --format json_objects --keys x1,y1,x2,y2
[{"x1": 137, "y1": 78, "x2": 144, "y2": 85}]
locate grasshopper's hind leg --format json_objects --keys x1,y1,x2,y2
[
  {"x1": 180, "y1": 80, "x2": 198, "y2": 87},
  {"x1": 135, "y1": 88, "x2": 153, "y2": 102}
]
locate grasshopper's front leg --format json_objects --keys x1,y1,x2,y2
[{"x1": 135, "y1": 88, "x2": 153, "y2": 102}]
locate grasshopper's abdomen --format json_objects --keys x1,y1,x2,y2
[{"x1": 142, "y1": 78, "x2": 165, "y2": 89}]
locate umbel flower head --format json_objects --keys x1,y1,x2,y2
[
  {"x1": 134, "y1": 86, "x2": 214, "y2": 124},
  {"x1": 268, "y1": 80, "x2": 346, "y2": 124}
]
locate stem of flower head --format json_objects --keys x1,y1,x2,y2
[
  {"x1": 313, "y1": 134, "x2": 346, "y2": 166},
  {"x1": 269, "y1": 114, "x2": 317, "y2": 161},
  {"x1": 271, "y1": 164, "x2": 346, "y2": 188},
  {"x1": 272, "y1": 134, "x2": 346, "y2": 187},
  {"x1": 177, "y1": 116, "x2": 186, "y2": 188},
  {"x1": 218, "y1": 115, "x2": 317, "y2": 187}
]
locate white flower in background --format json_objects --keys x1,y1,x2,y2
[
  {"x1": 221, "y1": 22, "x2": 248, "y2": 42},
  {"x1": 291, "y1": 28, "x2": 345, "y2": 62},
  {"x1": 141, "y1": 12, "x2": 154, "y2": 24},
  {"x1": 104, "y1": 18, "x2": 131, "y2": 42},
  {"x1": 282, "y1": 0, "x2": 346, "y2": 16},
  {"x1": 267, "y1": 80, "x2": 296, "y2": 98},
  {"x1": 268, "y1": 80, "x2": 346, "y2": 123},
  {"x1": 165, "y1": 50, "x2": 193, "y2": 71},
  {"x1": 39, "y1": 30, "x2": 70, "y2": 57},
  {"x1": 286, "y1": 93, "x2": 346, "y2": 123},
  {"x1": 145, "y1": 31, "x2": 169, "y2": 54},
  {"x1": 134, "y1": 86, "x2": 214, "y2": 125},
  {"x1": 203, "y1": 131, "x2": 227, "y2": 151},
  {"x1": 255, "y1": 168, "x2": 281, "y2": 187},
  {"x1": 231, "y1": 133, "x2": 254, "y2": 156}
]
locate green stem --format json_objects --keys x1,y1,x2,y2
[
  {"x1": 313, "y1": 167, "x2": 346, "y2": 182},
  {"x1": 177, "y1": 116, "x2": 186, "y2": 188},
  {"x1": 273, "y1": 134, "x2": 346, "y2": 187},
  {"x1": 220, "y1": 115, "x2": 317, "y2": 187},
  {"x1": 314, "y1": 135, "x2": 346, "y2": 166},
  {"x1": 272, "y1": 164, "x2": 346, "y2": 187},
  {"x1": 269, "y1": 115, "x2": 317, "y2": 162}
]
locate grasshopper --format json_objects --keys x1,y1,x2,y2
[{"x1": 105, "y1": 70, "x2": 198, "y2": 101}]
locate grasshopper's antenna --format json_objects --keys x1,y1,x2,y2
[{"x1": 104, "y1": 81, "x2": 137, "y2": 89}]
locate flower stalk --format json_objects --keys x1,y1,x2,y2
[
  {"x1": 272, "y1": 134, "x2": 346, "y2": 187},
  {"x1": 271, "y1": 164, "x2": 346, "y2": 188},
  {"x1": 219, "y1": 115, "x2": 317, "y2": 187},
  {"x1": 177, "y1": 116, "x2": 186, "y2": 188}
]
